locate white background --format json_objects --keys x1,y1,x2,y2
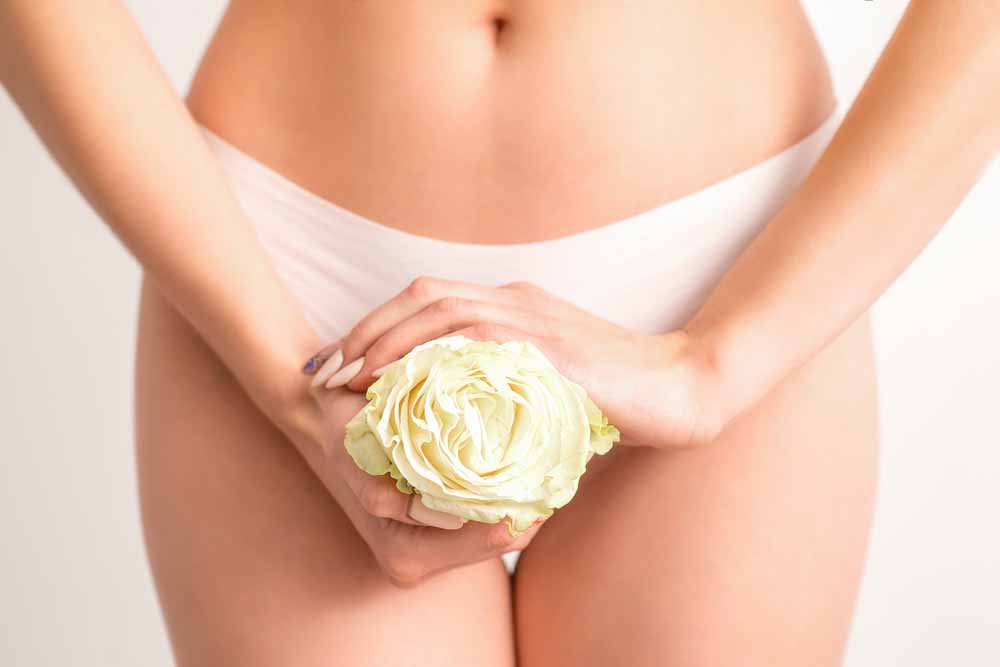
[{"x1": 2, "y1": 1, "x2": 998, "y2": 664}]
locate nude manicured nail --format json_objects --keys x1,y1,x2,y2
[
  {"x1": 310, "y1": 348, "x2": 343, "y2": 388},
  {"x1": 370, "y1": 362, "x2": 393, "y2": 378},
  {"x1": 408, "y1": 497, "x2": 464, "y2": 530},
  {"x1": 325, "y1": 355, "x2": 365, "y2": 389}
]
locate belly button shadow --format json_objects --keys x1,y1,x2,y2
[{"x1": 491, "y1": 15, "x2": 508, "y2": 44}]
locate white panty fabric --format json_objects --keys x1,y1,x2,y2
[{"x1": 200, "y1": 108, "x2": 841, "y2": 343}]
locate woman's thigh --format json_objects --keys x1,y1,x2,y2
[
  {"x1": 135, "y1": 279, "x2": 515, "y2": 667},
  {"x1": 513, "y1": 313, "x2": 880, "y2": 667}
]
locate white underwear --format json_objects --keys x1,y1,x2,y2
[
  {"x1": 200, "y1": 108, "x2": 841, "y2": 342},
  {"x1": 198, "y1": 108, "x2": 842, "y2": 573}
]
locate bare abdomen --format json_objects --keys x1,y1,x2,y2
[{"x1": 187, "y1": 0, "x2": 835, "y2": 243}]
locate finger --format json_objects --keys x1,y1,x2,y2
[
  {"x1": 407, "y1": 495, "x2": 464, "y2": 530},
  {"x1": 496, "y1": 280, "x2": 584, "y2": 320},
  {"x1": 358, "y1": 475, "x2": 427, "y2": 526},
  {"x1": 324, "y1": 355, "x2": 365, "y2": 389},
  {"x1": 368, "y1": 320, "x2": 548, "y2": 380},
  {"x1": 357, "y1": 472, "x2": 466, "y2": 529},
  {"x1": 404, "y1": 516, "x2": 545, "y2": 579},
  {"x1": 335, "y1": 459, "x2": 423, "y2": 526},
  {"x1": 461, "y1": 321, "x2": 577, "y2": 378},
  {"x1": 338, "y1": 277, "x2": 526, "y2": 368},
  {"x1": 324, "y1": 424, "x2": 461, "y2": 528},
  {"x1": 451, "y1": 321, "x2": 549, "y2": 347},
  {"x1": 355, "y1": 468, "x2": 463, "y2": 528},
  {"x1": 301, "y1": 340, "x2": 343, "y2": 375},
  {"x1": 345, "y1": 300, "x2": 550, "y2": 391},
  {"x1": 309, "y1": 348, "x2": 346, "y2": 389}
]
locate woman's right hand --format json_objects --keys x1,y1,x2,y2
[{"x1": 296, "y1": 385, "x2": 542, "y2": 588}]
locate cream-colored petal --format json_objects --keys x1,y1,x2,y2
[
  {"x1": 343, "y1": 412, "x2": 391, "y2": 476},
  {"x1": 342, "y1": 334, "x2": 620, "y2": 530}
]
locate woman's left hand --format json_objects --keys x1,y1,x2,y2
[{"x1": 304, "y1": 276, "x2": 725, "y2": 449}]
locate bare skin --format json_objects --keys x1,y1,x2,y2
[
  {"x1": 136, "y1": 278, "x2": 877, "y2": 667},
  {"x1": 168, "y1": 1, "x2": 865, "y2": 663},
  {"x1": 135, "y1": 280, "x2": 519, "y2": 666},
  {"x1": 513, "y1": 315, "x2": 878, "y2": 666},
  {"x1": 187, "y1": 0, "x2": 836, "y2": 242},
  {"x1": 4, "y1": 0, "x2": 999, "y2": 664}
]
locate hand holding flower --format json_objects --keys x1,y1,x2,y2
[
  {"x1": 299, "y1": 386, "x2": 545, "y2": 587},
  {"x1": 342, "y1": 334, "x2": 620, "y2": 535},
  {"x1": 307, "y1": 276, "x2": 725, "y2": 451}
]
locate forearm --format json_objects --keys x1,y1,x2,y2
[
  {"x1": 1, "y1": 2, "x2": 321, "y2": 425},
  {"x1": 683, "y1": 0, "x2": 1000, "y2": 426}
]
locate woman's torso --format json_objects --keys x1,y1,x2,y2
[{"x1": 186, "y1": 0, "x2": 836, "y2": 244}]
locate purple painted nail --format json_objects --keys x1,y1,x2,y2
[{"x1": 302, "y1": 355, "x2": 320, "y2": 374}]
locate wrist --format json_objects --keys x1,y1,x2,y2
[
  {"x1": 655, "y1": 328, "x2": 729, "y2": 447},
  {"x1": 677, "y1": 315, "x2": 763, "y2": 439},
  {"x1": 228, "y1": 325, "x2": 326, "y2": 454},
  {"x1": 266, "y1": 348, "x2": 326, "y2": 446}
]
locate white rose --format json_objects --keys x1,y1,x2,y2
[{"x1": 343, "y1": 334, "x2": 620, "y2": 534}]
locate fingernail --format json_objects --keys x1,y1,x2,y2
[
  {"x1": 408, "y1": 497, "x2": 464, "y2": 530},
  {"x1": 302, "y1": 352, "x2": 332, "y2": 375},
  {"x1": 325, "y1": 355, "x2": 365, "y2": 389},
  {"x1": 303, "y1": 342, "x2": 342, "y2": 374},
  {"x1": 310, "y1": 348, "x2": 343, "y2": 388},
  {"x1": 370, "y1": 362, "x2": 393, "y2": 378}
]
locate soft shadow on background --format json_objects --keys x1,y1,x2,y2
[{"x1": 2, "y1": 2, "x2": 997, "y2": 665}]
